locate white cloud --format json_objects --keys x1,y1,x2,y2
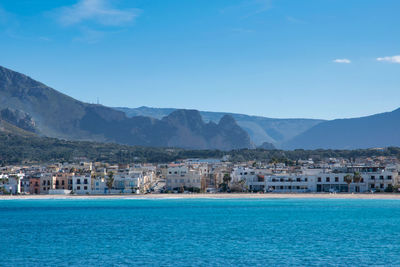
[
  {"x1": 376, "y1": 55, "x2": 400, "y2": 64},
  {"x1": 56, "y1": 0, "x2": 140, "y2": 27},
  {"x1": 333, "y1": 59, "x2": 351, "y2": 64}
]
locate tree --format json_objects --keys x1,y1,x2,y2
[
  {"x1": 344, "y1": 174, "x2": 353, "y2": 193},
  {"x1": 106, "y1": 172, "x2": 114, "y2": 194},
  {"x1": 352, "y1": 172, "x2": 362, "y2": 192},
  {"x1": 219, "y1": 173, "x2": 231, "y2": 192},
  {"x1": 385, "y1": 184, "x2": 394, "y2": 193}
]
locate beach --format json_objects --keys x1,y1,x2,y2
[{"x1": 2, "y1": 193, "x2": 400, "y2": 200}]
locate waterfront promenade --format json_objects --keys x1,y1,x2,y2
[{"x1": 2, "y1": 193, "x2": 400, "y2": 200}]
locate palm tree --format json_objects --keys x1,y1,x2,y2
[
  {"x1": 106, "y1": 172, "x2": 114, "y2": 194},
  {"x1": 344, "y1": 174, "x2": 353, "y2": 193},
  {"x1": 220, "y1": 173, "x2": 231, "y2": 192},
  {"x1": 353, "y1": 172, "x2": 362, "y2": 193}
]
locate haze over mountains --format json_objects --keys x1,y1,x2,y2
[
  {"x1": 0, "y1": 65, "x2": 399, "y2": 150},
  {"x1": 282, "y1": 108, "x2": 400, "y2": 149}
]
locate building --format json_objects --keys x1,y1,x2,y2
[
  {"x1": 20, "y1": 177, "x2": 30, "y2": 193},
  {"x1": 55, "y1": 173, "x2": 73, "y2": 190},
  {"x1": 92, "y1": 177, "x2": 107, "y2": 194},
  {"x1": 72, "y1": 174, "x2": 91, "y2": 194},
  {"x1": 316, "y1": 167, "x2": 398, "y2": 193},
  {"x1": 40, "y1": 173, "x2": 56, "y2": 194},
  {"x1": 166, "y1": 165, "x2": 204, "y2": 191},
  {"x1": 29, "y1": 176, "x2": 41, "y2": 194},
  {"x1": 266, "y1": 174, "x2": 316, "y2": 192}
]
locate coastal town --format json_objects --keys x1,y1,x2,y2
[{"x1": 1, "y1": 155, "x2": 399, "y2": 195}]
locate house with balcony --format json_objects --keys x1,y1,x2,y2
[
  {"x1": 266, "y1": 174, "x2": 316, "y2": 193},
  {"x1": 40, "y1": 173, "x2": 56, "y2": 194},
  {"x1": 166, "y1": 165, "x2": 203, "y2": 191},
  {"x1": 72, "y1": 174, "x2": 92, "y2": 194}
]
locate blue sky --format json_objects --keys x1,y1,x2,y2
[{"x1": 0, "y1": 0, "x2": 399, "y2": 119}]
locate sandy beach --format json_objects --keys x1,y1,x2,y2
[{"x1": 2, "y1": 193, "x2": 400, "y2": 200}]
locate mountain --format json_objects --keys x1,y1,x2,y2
[
  {"x1": 282, "y1": 108, "x2": 400, "y2": 149},
  {"x1": 0, "y1": 108, "x2": 36, "y2": 133},
  {"x1": 161, "y1": 110, "x2": 253, "y2": 150},
  {"x1": 258, "y1": 142, "x2": 276, "y2": 150},
  {"x1": 115, "y1": 106, "x2": 324, "y2": 146},
  {"x1": 0, "y1": 66, "x2": 252, "y2": 150}
]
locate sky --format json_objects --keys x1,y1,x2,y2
[{"x1": 0, "y1": 0, "x2": 399, "y2": 120}]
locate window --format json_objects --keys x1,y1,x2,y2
[
  {"x1": 305, "y1": 178, "x2": 308, "y2": 182},
  {"x1": 318, "y1": 177, "x2": 321, "y2": 182},
  {"x1": 84, "y1": 179, "x2": 88, "y2": 184},
  {"x1": 380, "y1": 184, "x2": 384, "y2": 189},
  {"x1": 371, "y1": 176, "x2": 375, "y2": 180},
  {"x1": 380, "y1": 176, "x2": 384, "y2": 180},
  {"x1": 335, "y1": 177, "x2": 339, "y2": 182},
  {"x1": 84, "y1": 186, "x2": 88, "y2": 190},
  {"x1": 62, "y1": 180, "x2": 65, "y2": 185},
  {"x1": 326, "y1": 177, "x2": 330, "y2": 182},
  {"x1": 388, "y1": 176, "x2": 392, "y2": 180},
  {"x1": 77, "y1": 179, "x2": 81, "y2": 184},
  {"x1": 77, "y1": 186, "x2": 80, "y2": 190}
]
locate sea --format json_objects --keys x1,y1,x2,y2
[{"x1": 1, "y1": 198, "x2": 400, "y2": 266}]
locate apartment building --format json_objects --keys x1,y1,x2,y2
[
  {"x1": 72, "y1": 174, "x2": 91, "y2": 194},
  {"x1": 40, "y1": 173, "x2": 56, "y2": 194},
  {"x1": 166, "y1": 165, "x2": 204, "y2": 190}
]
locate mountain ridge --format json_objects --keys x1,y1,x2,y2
[
  {"x1": 0, "y1": 65, "x2": 252, "y2": 150},
  {"x1": 114, "y1": 106, "x2": 325, "y2": 146},
  {"x1": 282, "y1": 108, "x2": 400, "y2": 149}
]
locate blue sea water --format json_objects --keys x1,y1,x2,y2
[{"x1": 1, "y1": 198, "x2": 400, "y2": 266}]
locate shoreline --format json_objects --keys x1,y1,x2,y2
[{"x1": 2, "y1": 193, "x2": 400, "y2": 200}]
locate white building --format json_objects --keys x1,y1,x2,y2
[
  {"x1": 72, "y1": 174, "x2": 92, "y2": 194},
  {"x1": 232, "y1": 166, "x2": 398, "y2": 193},
  {"x1": 266, "y1": 174, "x2": 316, "y2": 193},
  {"x1": 0, "y1": 174, "x2": 21, "y2": 194},
  {"x1": 316, "y1": 167, "x2": 398, "y2": 193},
  {"x1": 92, "y1": 177, "x2": 107, "y2": 194},
  {"x1": 166, "y1": 165, "x2": 204, "y2": 191}
]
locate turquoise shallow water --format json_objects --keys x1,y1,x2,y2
[{"x1": 1, "y1": 198, "x2": 400, "y2": 266}]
